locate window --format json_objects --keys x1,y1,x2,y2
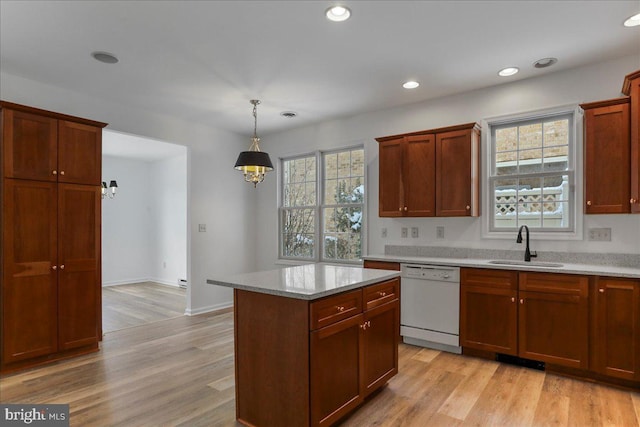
[
  {"x1": 489, "y1": 112, "x2": 574, "y2": 232},
  {"x1": 280, "y1": 147, "x2": 364, "y2": 262}
]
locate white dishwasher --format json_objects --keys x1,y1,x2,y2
[{"x1": 400, "y1": 264, "x2": 461, "y2": 354}]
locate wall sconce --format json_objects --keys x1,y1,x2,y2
[{"x1": 102, "y1": 180, "x2": 118, "y2": 199}]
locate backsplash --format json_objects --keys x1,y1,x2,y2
[{"x1": 384, "y1": 245, "x2": 640, "y2": 268}]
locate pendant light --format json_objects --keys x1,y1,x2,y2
[{"x1": 234, "y1": 99, "x2": 274, "y2": 187}]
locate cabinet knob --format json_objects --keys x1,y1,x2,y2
[
  {"x1": 519, "y1": 298, "x2": 524, "y2": 304},
  {"x1": 399, "y1": 207, "x2": 402, "y2": 212},
  {"x1": 60, "y1": 264, "x2": 65, "y2": 270},
  {"x1": 598, "y1": 288, "x2": 605, "y2": 293},
  {"x1": 404, "y1": 206, "x2": 408, "y2": 211},
  {"x1": 52, "y1": 170, "x2": 57, "y2": 175},
  {"x1": 631, "y1": 198, "x2": 638, "y2": 204},
  {"x1": 336, "y1": 305, "x2": 345, "y2": 312},
  {"x1": 586, "y1": 201, "x2": 592, "y2": 206},
  {"x1": 379, "y1": 291, "x2": 387, "y2": 297},
  {"x1": 511, "y1": 297, "x2": 515, "y2": 303},
  {"x1": 60, "y1": 171, "x2": 65, "y2": 176},
  {"x1": 51, "y1": 265, "x2": 57, "y2": 270},
  {"x1": 466, "y1": 205, "x2": 470, "y2": 210}
]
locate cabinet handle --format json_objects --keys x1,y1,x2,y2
[
  {"x1": 52, "y1": 170, "x2": 57, "y2": 175},
  {"x1": 466, "y1": 205, "x2": 470, "y2": 210},
  {"x1": 586, "y1": 200, "x2": 592, "y2": 206},
  {"x1": 598, "y1": 288, "x2": 605, "y2": 293},
  {"x1": 631, "y1": 198, "x2": 638, "y2": 204},
  {"x1": 360, "y1": 322, "x2": 367, "y2": 330},
  {"x1": 60, "y1": 265, "x2": 65, "y2": 270},
  {"x1": 336, "y1": 305, "x2": 345, "y2": 312},
  {"x1": 404, "y1": 206, "x2": 408, "y2": 211},
  {"x1": 367, "y1": 320, "x2": 371, "y2": 327},
  {"x1": 378, "y1": 291, "x2": 387, "y2": 297},
  {"x1": 511, "y1": 297, "x2": 515, "y2": 303},
  {"x1": 519, "y1": 298, "x2": 524, "y2": 304},
  {"x1": 51, "y1": 265, "x2": 57, "y2": 270},
  {"x1": 399, "y1": 207, "x2": 402, "y2": 212},
  {"x1": 60, "y1": 171, "x2": 65, "y2": 176}
]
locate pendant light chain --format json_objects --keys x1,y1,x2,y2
[{"x1": 250, "y1": 99, "x2": 261, "y2": 152}]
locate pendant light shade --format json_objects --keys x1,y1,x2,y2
[{"x1": 235, "y1": 99, "x2": 273, "y2": 187}]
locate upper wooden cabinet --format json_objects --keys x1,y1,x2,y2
[
  {"x1": 376, "y1": 122, "x2": 480, "y2": 217},
  {"x1": 581, "y1": 97, "x2": 631, "y2": 213},
  {"x1": 622, "y1": 70, "x2": 640, "y2": 213},
  {"x1": 1, "y1": 101, "x2": 106, "y2": 185}
]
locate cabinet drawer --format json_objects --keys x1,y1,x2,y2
[
  {"x1": 310, "y1": 290, "x2": 363, "y2": 330},
  {"x1": 363, "y1": 260, "x2": 400, "y2": 271},
  {"x1": 461, "y1": 268, "x2": 518, "y2": 290},
  {"x1": 519, "y1": 272, "x2": 588, "y2": 296},
  {"x1": 364, "y1": 279, "x2": 399, "y2": 310}
]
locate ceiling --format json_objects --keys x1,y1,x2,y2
[{"x1": 1, "y1": 1, "x2": 639, "y2": 138}]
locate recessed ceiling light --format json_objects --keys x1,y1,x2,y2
[
  {"x1": 91, "y1": 51, "x2": 119, "y2": 64},
  {"x1": 624, "y1": 12, "x2": 640, "y2": 27},
  {"x1": 280, "y1": 111, "x2": 298, "y2": 118},
  {"x1": 403, "y1": 81, "x2": 420, "y2": 89},
  {"x1": 498, "y1": 67, "x2": 519, "y2": 77},
  {"x1": 533, "y1": 57, "x2": 558, "y2": 68},
  {"x1": 326, "y1": 5, "x2": 351, "y2": 22}
]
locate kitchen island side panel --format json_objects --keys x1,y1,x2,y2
[{"x1": 234, "y1": 289, "x2": 310, "y2": 427}]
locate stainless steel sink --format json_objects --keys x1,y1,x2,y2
[{"x1": 488, "y1": 260, "x2": 564, "y2": 268}]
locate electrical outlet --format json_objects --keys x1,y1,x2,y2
[
  {"x1": 411, "y1": 227, "x2": 419, "y2": 238},
  {"x1": 198, "y1": 224, "x2": 207, "y2": 232},
  {"x1": 401, "y1": 227, "x2": 408, "y2": 238},
  {"x1": 163, "y1": 261, "x2": 167, "y2": 268},
  {"x1": 437, "y1": 226, "x2": 445, "y2": 239},
  {"x1": 588, "y1": 227, "x2": 611, "y2": 241},
  {"x1": 381, "y1": 228, "x2": 387, "y2": 238}
]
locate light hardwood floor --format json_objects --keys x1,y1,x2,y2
[
  {"x1": 1, "y1": 310, "x2": 638, "y2": 426},
  {"x1": 102, "y1": 282, "x2": 186, "y2": 333}
]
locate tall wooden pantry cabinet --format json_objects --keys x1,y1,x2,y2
[{"x1": 0, "y1": 101, "x2": 107, "y2": 373}]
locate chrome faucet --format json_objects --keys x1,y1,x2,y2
[{"x1": 516, "y1": 225, "x2": 537, "y2": 262}]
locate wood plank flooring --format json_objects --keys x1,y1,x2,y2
[
  {"x1": 1, "y1": 310, "x2": 638, "y2": 426},
  {"x1": 102, "y1": 282, "x2": 186, "y2": 333}
]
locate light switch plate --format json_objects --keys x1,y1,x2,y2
[
  {"x1": 381, "y1": 228, "x2": 387, "y2": 238},
  {"x1": 437, "y1": 226, "x2": 445, "y2": 239},
  {"x1": 198, "y1": 224, "x2": 207, "y2": 232},
  {"x1": 588, "y1": 227, "x2": 611, "y2": 241},
  {"x1": 411, "y1": 227, "x2": 419, "y2": 238},
  {"x1": 401, "y1": 227, "x2": 408, "y2": 238}
]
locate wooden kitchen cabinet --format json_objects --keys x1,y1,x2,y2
[
  {"x1": 363, "y1": 260, "x2": 400, "y2": 271},
  {"x1": 591, "y1": 277, "x2": 640, "y2": 381},
  {"x1": 2, "y1": 101, "x2": 103, "y2": 185},
  {"x1": 518, "y1": 272, "x2": 589, "y2": 369},
  {"x1": 622, "y1": 70, "x2": 640, "y2": 213},
  {"x1": 361, "y1": 299, "x2": 399, "y2": 396},
  {"x1": 0, "y1": 101, "x2": 106, "y2": 373},
  {"x1": 460, "y1": 268, "x2": 518, "y2": 355},
  {"x1": 581, "y1": 97, "x2": 631, "y2": 213},
  {"x1": 376, "y1": 122, "x2": 480, "y2": 218}
]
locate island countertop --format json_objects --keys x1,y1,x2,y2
[{"x1": 207, "y1": 263, "x2": 401, "y2": 300}]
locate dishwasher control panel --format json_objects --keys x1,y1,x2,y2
[{"x1": 401, "y1": 264, "x2": 460, "y2": 282}]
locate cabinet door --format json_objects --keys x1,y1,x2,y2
[
  {"x1": 436, "y1": 128, "x2": 478, "y2": 216},
  {"x1": 631, "y1": 77, "x2": 640, "y2": 213},
  {"x1": 460, "y1": 285, "x2": 518, "y2": 355},
  {"x1": 404, "y1": 135, "x2": 435, "y2": 216},
  {"x1": 518, "y1": 290, "x2": 589, "y2": 369},
  {"x1": 378, "y1": 138, "x2": 403, "y2": 217},
  {"x1": 2, "y1": 109, "x2": 57, "y2": 181},
  {"x1": 584, "y1": 102, "x2": 630, "y2": 213},
  {"x1": 311, "y1": 313, "x2": 364, "y2": 427},
  {"x1": 1, "y1": 179, "x2": 58, "y2": 364},
  {"x1": 362, "y1": 299, "x2": 399, "y2": 396},
  {"x1": 58, "y1": 121, "x2": 102, "y2": 185},
  {"x1": 57, "y1": 183, "x2": 101, "y2": 350},
  {"x1": 592, "y1": 278, "x2": 640, "y2": 380},
  {"x1": 363, "y1": 260, "x2": 400, "y2": 271}
]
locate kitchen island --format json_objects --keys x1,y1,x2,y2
[{"x1": 207, "y1": 263, "x2": 401, "y2": 427}]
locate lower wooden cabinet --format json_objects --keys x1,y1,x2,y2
[
  {"x1": 591, "y1": 277, "x2": 640, "y2": 380},
  {"x1": 460, "y1": 268, "x2": 518, "y2": 355},
  {"x1": 234, "y1": 278, "x2": 400, "y2": 427}
]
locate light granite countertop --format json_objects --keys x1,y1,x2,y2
[
  {"x1": 364, "y1": 254, "x2": 640, "y2": 279},
  {"x1": 207, "y1": 263, "x2": 401, "y2": 300}
]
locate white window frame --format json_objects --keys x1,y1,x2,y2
[
  {"x1": 278, "y1": 145, "x2": 365, "y2": 264},
  {"x1": 482, "y1": 105, "x2": 583, "y2": 240}
]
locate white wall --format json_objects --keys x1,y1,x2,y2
[
  {"x1": 149, "y1": 153, "x2": 188, "y2": 286},
  {"x1": 0, "y1": 71, "x2": 257, "y2": 314},
  {"x1": 255, "y1": 55, "x2": 640, "y2": 270},
  {"x1": 102, "y1": 155, "x2": 153, "y2": 285}
]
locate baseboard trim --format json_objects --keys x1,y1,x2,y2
[
  {"x1": 185, "y1": 301, "x2": 233, "y2": 316},
  {"x1": 102, "y1": 278, "x2": 182, "y2": 288}
]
